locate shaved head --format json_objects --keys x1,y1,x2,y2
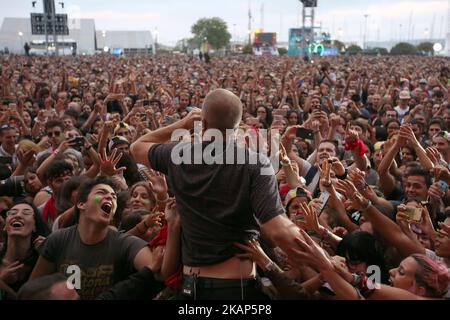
[{"x1": 202, "y1": 89, "x2": 242, "y2": 132}]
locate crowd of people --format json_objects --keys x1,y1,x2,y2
[{"x1": 0, "y1": 51, "x2": 449, "y2": 300}]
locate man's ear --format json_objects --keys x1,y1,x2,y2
[
  {"x1": 77, "y1": 201, "x2": 86, "y2": 212},
  {"x1": 202, "y1": 119, "x2": 208, "y2": 132}
]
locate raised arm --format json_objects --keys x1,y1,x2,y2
[
  {"x1": 342, "y1": 180, "x2": 426, "y2": 258},
  {"x1": 160, "y1": 199, "x2": 182, "y2": 280},
  {"x1": 130, "y1": 108, "x2": 201, "y2": 167}
]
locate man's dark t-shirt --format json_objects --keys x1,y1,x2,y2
[
  {"x1": 40, "y1": 225, "x2": 146, "y2": 299},
  {"x1": 148, "y1": 141, "x2": 285, "y2": 267}
]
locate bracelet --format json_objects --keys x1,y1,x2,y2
[
  {"x1": 156, "y1": 194, "x2": 169, "y2": 203},
  {"x1": 85, "y1": 144, "x2": 92, "y2": 151},
  {"x1": 360, "y1": 200, "x2": 373, "y2": 212},
  {"x1": 336, "y1": 169, "x2": 348, "y2": 180},
  {"x1": 264, "y1": 261, "x2": 277, "y2": 272},
  {"x1": 320, "y1": 228, "x2": 331, "y2": 240},
  {"x1": 351, "y1": 272, "x2": 376, "y2": 298}
]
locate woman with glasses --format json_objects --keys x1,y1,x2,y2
[{"x1": 0, "y1": 201, "x2": 49, "y2": 299}]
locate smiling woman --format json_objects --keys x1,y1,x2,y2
[{"x1": 0, "y1": 201, "x2": 49, "y2": 300}]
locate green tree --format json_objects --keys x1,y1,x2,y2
[
  {"x1": 390, "y1": 42, "x2": 417, "y2": 55},
  {"x1": 347, "y1": 44, "x2": 363, "y2": 54},
  {"x1": 278, "y1": 47, "x2": 288, "y2": 55},
  {"x1": 191, "y1": 17, "x2": 231, "y2": 50},
  {"x1": 416, "y1": 42, "x2": 434, "y2": 54},
  {"x1": 242, "y1": 44, "x2": 253, "y2": 55},
  {"x1": 367, "y1": 47, "x2": 389, "y2": 55},
  {"x1": 332, "y1": 40, "x2": 345, "y2": 52}
]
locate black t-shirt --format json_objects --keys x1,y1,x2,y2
[
  {"x1": 148, "y1": 141, "x2": 284, "y2": 267},
  {"x1": 40, "y1": 225, "x2": 146, "y2": 300}
]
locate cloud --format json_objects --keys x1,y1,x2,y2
[
  {"x1": 79, "y1": 10, "x2": 161, "y2": 29},
  {"x1": 316, "y1": 0, "x2": 447, "y2": 22}
]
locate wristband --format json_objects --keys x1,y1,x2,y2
[
  {"x1": 360, "y1": 200, "x2": 373, "y2": 212},
  {"x1": 264, "y1": 261, "x2": 277, "y2": 272},
  {"x1": 336, "y1": 169, "x2": 348, "y2": 180},
  {"x1": 85, "y1": 144, "x2": 93, "y2": 151},
  {"x1": 320, "y1": 228, "x2": 331, "y2": 240}
]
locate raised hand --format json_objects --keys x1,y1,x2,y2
[
  {"x1": 335, "y1": 179, "x2": 368, "y2": 211},
  {"x1": 98, "y1": 148, "x2": 126, "y2": 176},
  {"x1": 328, "y1": 157, "x2": 346, "y2": 177},
  {"x1": 17, "y1": 149, "x2": 36, "y2": 167},
  {"x1": 295, "y1": 201, "x2": 322, "y2": 234},
  {"x1": 288, "y1": 229, "x2": 333, "y2": 271},
  {"x1": 433, "y1": 165, "x2": 450, "y2": 183},
  {"x1": 397, "y1": 124, "x2": 418, "y2": 146},
  {"x1": 318, "y1": 159, "x2": 333, "y2": 189},
  {"x1": 144, "y1": 211, "x2": 164, "y2": 229},
  {"x1": 164, "y1": 198, "x2": 180, "y2": 226},
  {"x1": 426, "y1": 147, "x2": 442, "y2": 166},
  {"x1": 143, "y1": 168, "x2": 168, "y2": 200},
  {"x1": 348, "y1": 167, "x2": 367, "y2": 190},
  {"x1": 234, "y1": 239, "x2": 273, "y2": 270},
  {"x1": 344, "y1": 124, "x2": 359, "y2": 144},
  {"x1": 181, "y1": 107, "x2": 202, "y2": 129}
]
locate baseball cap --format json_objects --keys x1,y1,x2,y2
[
  {"x1": 285, "y1": 187, "x2": 313, "y2": 209},
  {"x1": 399, "y1": 90, "x2": 411, "y2": 100},
  {"x1": 108, "y1": 136, "x2": 130, "y2": 151},
  {"x1": 114, "y1": 122, "x2": 130, "y2": 135},
  {"x1": 419, "y1": 79, "x2": 427, "y2": 85}
]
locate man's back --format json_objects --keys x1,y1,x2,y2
[{"x1": 148, "y1": 141, "x2": 284, "y2": 267}]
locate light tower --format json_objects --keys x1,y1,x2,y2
[{"x1": 299, "y1": 0, "x2": 317, "y2": 55}]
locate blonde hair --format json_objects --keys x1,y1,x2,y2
[{"x1": 18, "y1": 139, "x2": 41, "y2": 154}]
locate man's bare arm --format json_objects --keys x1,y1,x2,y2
[{"x1": 130, "y1": 108, "x2": 201, "y2": 167}]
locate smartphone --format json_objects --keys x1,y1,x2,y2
[
  {"x1": 317, "y1": 191, "x2": 330, "y2": 217},
  {"x1": 437, "y1": 180, "x2": 449, "y2": 193},
  {"x1": 69, "y1": 137, "x2": 85, "y2": 148},
  {"x1": 296, "y1": 128, "x2": 314, "y2": 139},
  {"x1": 404, "y1": 207, "x2": 422, "y2": 222},
  {"x1": 0, "y1": 156, "x2": 12, "y2": 165}
]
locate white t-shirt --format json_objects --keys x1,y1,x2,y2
[{"x1": 394, "y1": 105, "x2": 410, "y2": 123}]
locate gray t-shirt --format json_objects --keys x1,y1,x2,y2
[
  {"x1": 40, "y1": 225, "x2": 146, "y2": 299},
  {"x1": 149, "y1": 141, "x2": 285, "y2": 267}
]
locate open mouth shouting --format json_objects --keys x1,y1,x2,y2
[
  {"x1": 10, "y1": 219, "x2": 25, "y2": 229},
  {"x1": 100, "y1": 202, "x2": 114, "y2": 217}
]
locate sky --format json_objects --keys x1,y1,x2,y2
[{"x1": 0, "y1": 0, "x2": 448, "y2": 46}]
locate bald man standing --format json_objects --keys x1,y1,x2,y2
[{"x1": 131, "y1": 89, "x2": 305, "y2": 300}]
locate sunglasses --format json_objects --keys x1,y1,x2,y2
[{"x1": 47, "y1": 131, "x2": 61, "y2": 137}]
